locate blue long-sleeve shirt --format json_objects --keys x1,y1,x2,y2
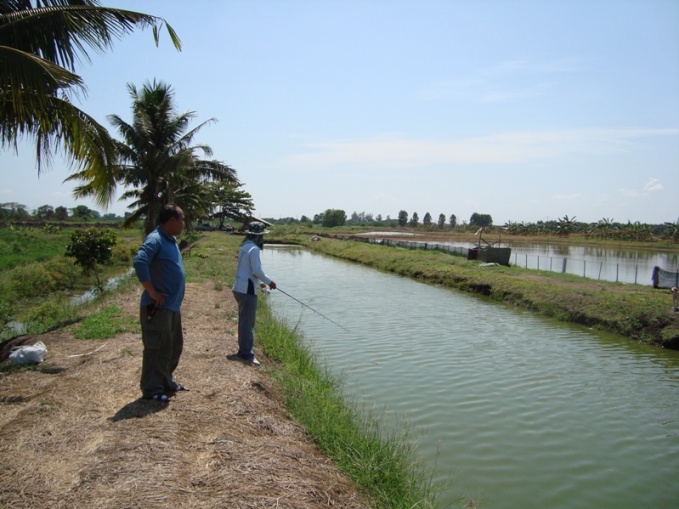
[{"x1": 133, "y1": 226, "x2": 185, "y2": 311}]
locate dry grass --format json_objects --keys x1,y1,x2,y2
[{"x1": 0, "y1": 282, "x2": 367, "y2": 509}]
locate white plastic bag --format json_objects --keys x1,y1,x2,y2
[{"x1": 8, "y1": 341, "x2": 47, "y2": 365}]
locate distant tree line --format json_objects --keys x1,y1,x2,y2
[
  {"x1": 502, "y1": 215, "x2": 679, "y2": 242},
  {"x1": 264, "y1": 210, "x2": 678, "y2": 242},
  {"x1": 266, "y1": 209, "x2": 469, "y2": 229},
  {"x1": 0, "y1": 202, "x2": 113, "y2": 221}
]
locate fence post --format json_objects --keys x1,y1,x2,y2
[
  {"x1": 598, "y1": 262, "x2": 603, "y2": 280},
  {"x1": 635, "y1": 266, "x2": 638, "y2": 284},
  {"x1": 562, "y1": 258, "x2": 567, "y2": 273},
  {"x1": 616, "y1": 264, "x2": 619, "y2": 283},
  {"x1": 525, "y1": 254, "x2": 528, "y2": 269},
  {"x1": 583, "y1": 260, "x2": 586, "y2": 278},
  {"x1": 537, "y1": 256, "x2": 540, "y2": 271}
]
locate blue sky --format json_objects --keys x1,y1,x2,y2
[{"x1": 2, "y1": 0, "x2": 678, "y2": 225}]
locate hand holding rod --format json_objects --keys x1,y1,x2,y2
[{"x1": 274, "y1": 287, "x2": 351, "y2": 334}]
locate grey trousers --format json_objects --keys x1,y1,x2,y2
[
  {"x1": 139, "y1": 307, "x2": 183, "y2": 398},
  {"x1": 232, "y1": 290, "x2": 257, "y2": 359}
]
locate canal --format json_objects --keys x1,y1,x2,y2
[
  {"x1": 262, "y1": 246, "x2": 679, "y2": 509},
  {"x1": 359, "y1": 233, "x2": 679, "y2": 285}
]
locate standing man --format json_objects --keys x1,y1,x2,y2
[
  {"x1": 231, "y1": 221, "x2": 276, "y2": 366},
  {"x1": 133, "y1": 204, "x2": 187, "y2": 402}
]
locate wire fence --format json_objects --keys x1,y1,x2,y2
[
  {"x1": 351, "y1": 235, "x2": 678, "y2": 287},
  {"x1": 509, "y1": 252, "x2": 671, "y2": 285}
]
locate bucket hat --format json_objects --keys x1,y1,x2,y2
[{"x1": 244, "y1": 221, "x2": 270, "y2": 235}]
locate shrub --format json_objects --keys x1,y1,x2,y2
[
  {"x1": 43, "y1": 224, "x2": 61, "y2": 234},
  {"x1": 10, "y1": 259, "x2": 80, "y2": 298},
  {"x1": 111, "y1": 243, "x2": 135, "y2": 264},
  {"x1": 65, "y1": 228, "x2": 118, "y2": 288},
  {"x1": 25, "y1": 301, "x2": 76, "y2": 332}
]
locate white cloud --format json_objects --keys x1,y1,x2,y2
[
  {"x1": 643, "y1": 178, "x2": 663, "y2": 193},
  {"x1": 620, "y1": 178, "x2": 664, "y2": 198},
  {"x1": 279, "y1": 129, "x2": 679, "y2": 171},
  {"x1": 554, "y1": 193, "x2": 583, "y2": 202},
  {"x1": 422, "y1": 56, "x2": 587, "y2": 101}
]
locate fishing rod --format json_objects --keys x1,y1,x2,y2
[{"x1": 274, "y1": 287, "x2": 351, "y2": 334}]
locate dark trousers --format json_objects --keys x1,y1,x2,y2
[
  {"x1": 139, "y1": 307, "x2": 183, "y2": 398},
  {"x1": 232, "y1": 290, "x2": 257, "y2": 360}
]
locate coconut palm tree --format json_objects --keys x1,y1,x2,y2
[
  {"x1": 70, "y1": 80, "x2": 239, "y2": 234},
  {"x1": 0, "y1": 0, "x2": 181, "y2": 207}
]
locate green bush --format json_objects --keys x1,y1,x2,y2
[
  {"x1": 25, "y1": 301, "x2": 76, "y2": 332},
  {"x1": 111, "y1": 243, "x2": 135, "y2": 264},
  {"x1": 65, "y1": 228, "x2": 118, "y2": 274},
  {"x1": 42, "y1": 224, "x2": 61, "y2": 234},
  {"x1": 10, "y1": 260, "x2": 80, "y2": 298}
]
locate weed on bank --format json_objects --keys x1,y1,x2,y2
[
  {"x1": 183, "y1": 232, "x2": 442, "y2": 508},
  {"x1": 289, "y1": 235, "x2": 679, "y2": 348}
]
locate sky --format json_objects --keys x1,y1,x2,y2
[{"x1": 1, "y1": 0, "x2": 678, "y2": 225}]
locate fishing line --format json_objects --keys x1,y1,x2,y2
[{"x1": 274, "y1": 287, "x2": 351, "y2": 334}]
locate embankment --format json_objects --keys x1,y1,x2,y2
[{"x1": 292, "y1": 236, "x2": 679, "y2": 349}]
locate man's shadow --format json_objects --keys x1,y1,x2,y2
[{"x1": 109, "y1": 398, "x2": 170, "y2": 422}]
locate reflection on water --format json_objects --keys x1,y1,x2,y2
[
  {"x1": 263, "y1": 246, "x2": 679, "y2": 509},
  {"x1": 368, "y1": 237, "x2": 678, "y2": 285}
]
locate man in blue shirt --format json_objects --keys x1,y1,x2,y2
[{"x1": 133, "y1": 204, "x2": 187, "y2": 402}]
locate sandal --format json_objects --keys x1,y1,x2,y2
[{"x1": 144, "y1": 393, "x2": 170, "y2": 403}]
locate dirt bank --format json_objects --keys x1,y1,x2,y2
[{"x1": 0, "y1": 282, "x2": 367, "y2": 508}]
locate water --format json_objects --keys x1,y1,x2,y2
[
  {"x1": 262, "y1": 246, "x2": 679, "y2": 509},
  {"x1": 70, "y1": 268, "x2": 134, "y2": 306},
  {"x1": 360, "y1": 234, "x2": 679, "y2": 285},
  {"x1": 507, "y1": 242, "x2": 678, "y2": 285},
  {"x1": 1, "y1": 270, "x2": 135, "y2": 341}
]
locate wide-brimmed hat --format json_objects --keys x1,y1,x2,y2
[{"x1": 244, "y1": 221, "x2": 270, "y2": 235}]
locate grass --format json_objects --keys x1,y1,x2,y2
[
  {"x1": 282, "y1": 234, "x2": 679, "y2": 348},
  {"x1": 178, "y1": 231, "x2": 441, "y2": 508},
  {"x1": 74, "y1": 305, "x2": 139, "y2": 339},
  {"x1": 0, "y1": 226, "x2": 143, "y2": 340},
  {"x1": 0, "y1": 226, "x2": 73, "y2": 271},
  {"x1": 256, "y1": 302, "x2": 441, "y2": 508},
  {"x1": 6, "y1": 224, "x2": 674, "y2": 506}
]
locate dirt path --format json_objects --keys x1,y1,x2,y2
[{"x1": 0, "y1": 282, "x2": 367, "y2": 508}]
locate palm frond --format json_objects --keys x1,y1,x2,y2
[{"x1": 0, "y1": 1, "x2": 181, "y2": 72}]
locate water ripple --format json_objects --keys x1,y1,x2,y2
[{"x1": 264, "y1": 248, "x2": 679, "y2": 509}]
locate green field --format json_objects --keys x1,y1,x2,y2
[
  {"x1": 0, "y1": 225, "x2": 145, "y2": 338},
  {"x1": 2, "y1": 223, "x2": 677, "y2": 348}
]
